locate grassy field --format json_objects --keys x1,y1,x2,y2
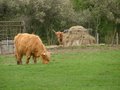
[{"x1": 0, "y1": 46, "x2": 120, "y2": 90}]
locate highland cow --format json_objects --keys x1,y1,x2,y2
[{"x1": 14, "y1": 33, "x2": 50, "y2": 65}]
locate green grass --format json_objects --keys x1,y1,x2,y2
[{"x1": 0, "y1": 48, "x2": 120, "y2": 90}]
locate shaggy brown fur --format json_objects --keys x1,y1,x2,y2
[
  {"x1": 14, "y1": 33, "x2": 50, "y2": 65},
  {"x1": 55, "y1": 31, "x2": 64, "y2": 45}
]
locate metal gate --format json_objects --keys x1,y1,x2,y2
[{"x1": 0, "y1": 21, "x2": 25, "y2": 54}]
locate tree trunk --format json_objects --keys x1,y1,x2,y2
[
  {"x1": 96, "y1": 32, "x2": 99, "y2": 44},
  {"x1": 95, "y1": 16, "x2": 101, "y2": 44},
  {"x1": 116, "y1": 32, "x2": 119, "y2": 45},
  {"x1": 111, "y1": 21, "x2": 117, "y2": 46}
]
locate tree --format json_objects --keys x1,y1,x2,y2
[
  {"x1": 24, "y1": 0, "x2": 76, "y2": 44},
  {"x1": 72, "y1": 0, "x2": 120, "y2": 44}
]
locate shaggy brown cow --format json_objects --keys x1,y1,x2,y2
[
  {"x1": 14, "y1": 33, "x2": 50, "y2": 65},
  {"x1": 55, "y1": 31, "x2": 64, "y2": 45}
]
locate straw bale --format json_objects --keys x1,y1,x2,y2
[{"x1": 62, "y1": 25, "x2": 96, "y2": 46}]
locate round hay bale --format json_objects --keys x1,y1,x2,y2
[
  {"x1": 69, "y1": 25, "x2": 87, "y2": 33},
  {"x1": 62, "y1": 25, "x2": 96, "y2": 47}
]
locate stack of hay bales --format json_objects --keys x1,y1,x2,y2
[{"x1": 63, "y1": 25, "x2": 96, "y2": 47}]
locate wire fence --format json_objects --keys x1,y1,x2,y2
[{"x1": 0, "y1": 21, "x2": 25, "y2": 54}]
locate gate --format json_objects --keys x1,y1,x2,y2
[{"x1": 0, "y1": 21, "x2": 25, "y2": 54}]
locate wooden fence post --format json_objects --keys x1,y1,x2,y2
[{"x1": 96, "y1": 32, "x2": 99, "y2": 44}]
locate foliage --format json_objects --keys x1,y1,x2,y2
[
  {"x1": 72, "y1": 0, "x2": 120, "y2": 43},
  {"x1": 0, "y1": 0, "x2": 76, "y2": 44},
  {"x1": 0, "y1": 0, "x2": 120, "y2": 44}
]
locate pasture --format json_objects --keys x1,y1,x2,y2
[{"x1": 0, "y1": 46, "x2": 120, "y2": 90}]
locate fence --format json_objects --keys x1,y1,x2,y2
[{"x1": 0, "y1": 21, "x2": 25, "y2": 54}]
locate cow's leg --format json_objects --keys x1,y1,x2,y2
[
  {"x1": 17, "y1": 54, "x2": 23, "y2": 65},
  {"x1": 26, "y1": 53, "x2": 31, "y2": 64},
  {"x1": 26, "y1": 56, "x2": 31, "y2": 64},
  {"x1": 19, "y1": 55, "x2": 23, "y2": 64},
  {"x1": 32, "y1": 56, "x2": 37, "y2": 64}
]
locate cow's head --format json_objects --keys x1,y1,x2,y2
[
  {"x1": 55, "y1": 32, "x2": 63, "y2": 39},
  {"x1": 55, "y1": 31, "x2": 63, "y2": 45},
  {"x1": 41, "y1": 51, "x2": 50, "y2": 64}
]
